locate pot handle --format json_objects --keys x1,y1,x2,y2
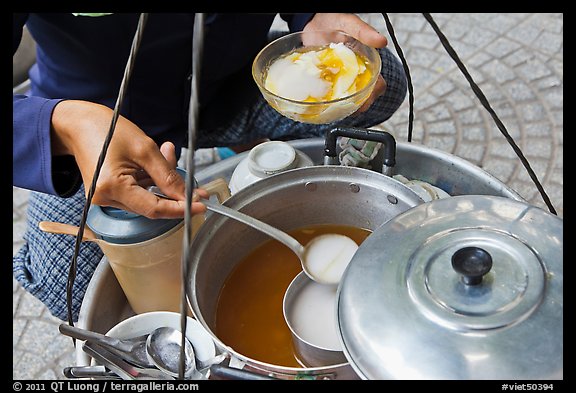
[
  {"x1": 200, "y1": 177, "x2": 232, "y2": 203},
  {"x1": 209, "y1": 364, "x2": 276, "y2": 380},
  {"x1": 323, "y1": 126, "x2": 397, "y2": 176}
]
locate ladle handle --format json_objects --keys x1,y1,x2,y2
[
  {"x1": 202, "y1": 199, "x2": 305, "y2": 257},
  {"x1": 59, "y1": 323, "x2": 133, "y2": 353}
]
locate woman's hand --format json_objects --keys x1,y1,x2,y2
[
  {"x1": 303, "y1": 13, "x2": 388, "y2": 112},
  {"x1": 51, "y1": 100, "x2": 207, "y2": 219}
]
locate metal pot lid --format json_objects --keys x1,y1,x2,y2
[
  {"x1": 86, "y1": 169, "x2": 188, "y2": 244},
  {"x1": 337, "y1": 195, "x2": 563, "y2": 380}
]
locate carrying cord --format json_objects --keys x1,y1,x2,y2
[
  {"x1": 179, "y1": 12, "x2": 205, "y2": 380},
  {"x1": 66, "y1": 14, "x2": 149, "y2": 327},
  {"x1": 382, "y1": 13, "x2": 556, "y2": 215},
  {"x1": 382, "y1": 13, "x2": 414, "y2": 143},
  {"x1": 421, "y1": 13, "x2": 556, "y2": 215}
]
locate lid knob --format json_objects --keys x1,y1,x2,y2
[{"x1": 451, "y1": 246, "x2": 493, "y2": 286}]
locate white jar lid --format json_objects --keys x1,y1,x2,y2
[
  {"x1": 247, "y1": 141, "x2": 298, "y2": 176},
  {"x1": 229, "y1": 141, "x2": 314, "y2": 194}
]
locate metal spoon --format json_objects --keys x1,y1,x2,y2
[
  {"x1": 83, "y1": 341, "x2": 174, "y2": 380},
  {"x1": 59, "y1": 323, "x2": 155, "y2": 368},
  {"x1": 145, "y1": 326, "x2": 197, "y2": 379}
]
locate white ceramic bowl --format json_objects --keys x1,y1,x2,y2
[{"x1": 105, "y1": 311, "x2": 217, "y2": 366}]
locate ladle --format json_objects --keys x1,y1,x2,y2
[
  {"x1": 147, "y1": 185, "x2": 358, "y2": 284},
  {"x1": 202, "y1": 198, "x2": 358, "y2": 285},
  {"x1": 145, "y1": 326, "x2": 197, "y2": 379}
]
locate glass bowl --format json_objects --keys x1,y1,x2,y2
[{"x1": 252, "y1": 30, "x2": 382, "y2": 124}]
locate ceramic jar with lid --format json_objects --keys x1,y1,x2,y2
[{"x1": 229, "y1": 141, "x2": 313, "y2": 194}]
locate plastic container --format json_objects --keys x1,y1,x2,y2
[{"x1": 86, "y1": 175, "x2": 230, "y2": 314}]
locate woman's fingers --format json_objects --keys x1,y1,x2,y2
[{"x1": 304, "y1": 13, "x2": 387, "y2": 48}]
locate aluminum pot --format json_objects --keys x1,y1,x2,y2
[
  {"x1": 337, "y1": 195, "x2": 563, "y2": 379},
  {"x1": 186, "y1": 165, "x2": 424, "y2": 380}
]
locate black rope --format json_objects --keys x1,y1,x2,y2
[
  {"x1": 422, "y1": 13, "x2": 556, "y2": 215},
  {"x1": 66, "y1": 13, "x2": 149, "y2": 328},
  {"x1": 382, "y1": 13, "x2": 414, "y2": 142},
  {"x1": 179, "y1": 12, "x2": 204, "y2": 380}
]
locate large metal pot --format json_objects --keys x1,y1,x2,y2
[{"x1": 186, "y1": 165, "x2": 424, "y2": 379}]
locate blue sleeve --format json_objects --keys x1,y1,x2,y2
[
  {"x1": 280, "y1": 13, "x2": 315, "y2": 32},
  {"x1": 13, "y1": 13, "x2": 81, "y2": 196},
  {"x1": 13, "y1": 95, "x2": 83, "y2": 196}
]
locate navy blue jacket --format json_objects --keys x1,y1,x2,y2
[{"x1": 13, "y1": 13, "x2": 313, "y2": 196}]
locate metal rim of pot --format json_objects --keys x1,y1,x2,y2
[{"x1": 337, "y1": 194, "x2": 563, "y2": 380}]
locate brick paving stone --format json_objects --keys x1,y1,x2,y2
[
  {"x1": 445, "y1": 90, "x2": 476, "y2": 111},
  {"x1": 506, "y1": 23, "x2": 543, "y2": 44},
  {"x1": 462, "y1": 25, "x2": 498, "y2": 48},
  {"x1": 13, "y1": 220, "x2": 27, "y2": 244},
  {"x1": 482, "y1": 60, "x2": 517, "y2": 84},
  {"x1": 390, "y1": 14, "x2": 427, "y2": 32},
  {"x1": 16, "y1": 292, "x2": 47, "y2": 319},
  {"x1": 429, "y1": 78, "x2": 455, "y2": 96},
  {"x1": 485, "y1": 38, "x2": 522, "y2": 58},
  {"x1": 505, "y1": 80, "x2": 536, "y2": 101},
  {"x1": 409, "y1": 32, "x2": 441, "y2": 50},
  {"x1": 405, "y1": 47, "x2": 439, "y2": 68},
  {"x1": 456, "y1": 142, "x2": 486, "y2": 164}
]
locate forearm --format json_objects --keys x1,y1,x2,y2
[{"x1": 50, "y1": 100, "x2": 115, "y2": 158}]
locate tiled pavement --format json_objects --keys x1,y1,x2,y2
[{"x1": 13, "y1": 13, "x2": 563, "y2": 380}]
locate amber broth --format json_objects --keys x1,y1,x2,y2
[{"x1": 215, "y1": 224, "x2": 371, "y2": 368}]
